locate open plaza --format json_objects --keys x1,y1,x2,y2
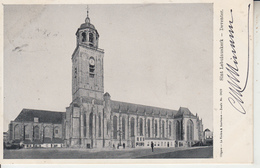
[{"x1": 4, "y1": 146, "x2": 213, "y2": 159}]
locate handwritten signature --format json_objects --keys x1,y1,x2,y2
[{"x1": 226, "y1": 5, "x2": 250, "y2": 114}]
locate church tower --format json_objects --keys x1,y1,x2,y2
[
  {"x1": 65, "y1": 9, "x2": 108, "y2": 148},
  {"x1": 72, "y1": 9, "x2": 104, "y2": 101}
]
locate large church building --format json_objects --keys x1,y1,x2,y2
[{"x1": 7, "y1": 11, "x2": 204, "y2": 149}]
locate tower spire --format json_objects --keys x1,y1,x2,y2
[
  {"x1": 87, "y1": 5, "x2": 89, "y2": 17},
  {"x1": 85, "y1": 5, "x2": 90, "y2": 23}
]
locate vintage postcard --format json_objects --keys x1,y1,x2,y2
[{"x1": 0, "y1": 0, "x2": 254, "y2": 164}]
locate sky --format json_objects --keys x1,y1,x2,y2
[{"x1": 3, "y1": 4, "x2": 213, "y2": 132}]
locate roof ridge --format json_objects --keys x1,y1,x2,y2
[
  {"x1": 111, "y1": 100, "x2": 178, "y2": 112},
  {"x1": 22, "y1": 108, "x2": 65, "y2": 113}
]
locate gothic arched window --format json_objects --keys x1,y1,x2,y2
[
  {"x1": 54, "y1": 126, "x2": 60, "y2": 138},
  {"x1": 98, "y1": 114, "x2": 101, "y2": 137},
  {"x1": 82, "y1": 32, "x2": 86, "y2": 42},
  {"x1": 113, "y1": 116, "x2": 117, "y2": 139},
  {"x1": 44, "y1": 126, "x2": 51, "y2": 139},
  {"x1": 176, "y1": 120, "x2": 181, "y2": 140},
  {"x1": 148, "y1": 119, "x2": 151, "y2": 138},
  {"x1": 89, "y1": 33, "x2": 94, "y2": 43},
  {"x1": 169, "y1": 121, "x2": 172, "y2": 137},
  {"x1": 14, "y1": 125, "x2": 20, "y2": 140},
  {"x1": 162, "y1": 120, "x2": 165, "y2": 138},
  {"x1": 83, "y1": 113, "x2": 87, "y2": 137},
  {"x1": 24, "y1": 125, "x2": 30, "y2": 139},
  {"x1": 107, "y1": 120, "x2": 110, "y2": 135},
  {"x1": 187, "y1": 119, "x2": 194, "y2": 141},
  {"x1": 155, "y1": 120, "x2": 158, "y2": 137},
  {"x1": 95, "y1": 115, "x2": 97, "y2": 138},
  {"x1": 131, "y1": 117, "x2": 135, "y2": 137},
  {"x1": 89, "y1": 112, "x2": 93, "y2": 138},
  {"x1": 122, "y1": 117, "x2": 125, "y2": 140},
  {"x1": 139, "y1": 118, "x2": 143, "y2": 136},
  {"x1": 34, "y1": 126, "x2": 40, "y2": 139}
]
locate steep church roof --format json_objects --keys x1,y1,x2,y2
[
  {"x1": 110, "y1": 100, "x2": 178, "y2": 118},
  {"x1": 14, "y1": 109, "x2": 65, "y2": 124}
]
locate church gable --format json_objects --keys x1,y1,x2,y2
[{"x1": 175, "y1": 107, "x2": 196, "y2": 119}]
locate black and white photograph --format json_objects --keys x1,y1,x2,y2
[{"x1": 3, "y1": 3, "x2": 213, "y2": 160}]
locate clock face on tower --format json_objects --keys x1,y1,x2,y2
[{"x1": 89, "y1": 58, "x2": 95, "y2": 66}]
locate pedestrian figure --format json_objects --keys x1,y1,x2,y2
[{"x1": 151, "y1": 142, "x2": 154, "y2": 152}]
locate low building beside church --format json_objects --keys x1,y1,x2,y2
[
  {"x1": 204, "y1": 128, "x2": 213, "y2": 146},
  {"x1": 8, "y1": 109, "x2": 65, "y2": 148}
]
